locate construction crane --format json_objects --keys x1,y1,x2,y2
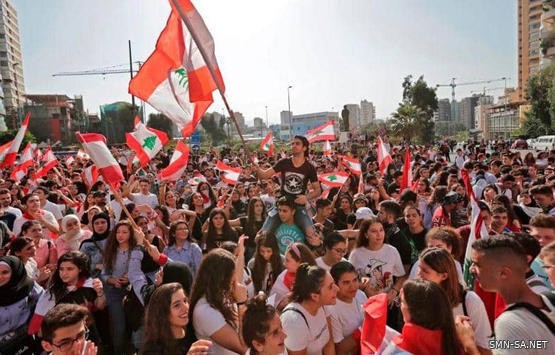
[
  {"x1": 436, "y1": 77, "x2": 510, "y2": 102},
  {"x1": 470, "y1": 86, "x2": 506, "y2": 96}
]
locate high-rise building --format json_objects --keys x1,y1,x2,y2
[
  {"x1": 459, "y1": 96, "x2": 481, "y2": 129},
  {"x1": 233, "y1": 111, "x2": 245, "y2": 131},
  {"x1": 344, "y1": 104, "x2": 361, "y2": 129},
  {"x1": 360, "y1": 100, "x2": 375, "y2": 126},
  {"x1": 435, "y1": 99, "x2": 451, "y2": 122},
  {"x1": 541, "y1": 0, "x2": 555, "y2": 68},
  {"x1": 289, "y1": 111, "x2": 339, "y2": 137},
  {"x1": 516, "y1": 0, "x2": 542, "y2": 102},
  {"x1": 0, "y1": 0, "x2": 25, "y2": 129}
]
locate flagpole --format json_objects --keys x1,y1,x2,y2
[{"x1": 170, "y1": 0, "x2": 251, "y2": 159}]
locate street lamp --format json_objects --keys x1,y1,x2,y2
[{"x1": 287, "y1": 85, "x2": 292, "y2": 139}]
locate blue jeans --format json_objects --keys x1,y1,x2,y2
[
  {"x1": 262, "y1": 205, "x2": 315, "y2": 237},
  {"x1": 105, "y1": 286, "x2": 128, "y2": 354}
]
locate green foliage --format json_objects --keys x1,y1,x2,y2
[
  {"x1": 0, "y1": 130, "x2": 36, "y2": 146},
  {"x1": 147, "y1": 113, "x2": 175, "y2": 137},
  {"x1": 393, "y1": 75, "x2": 438, "y2": 143},
  {"x1": 100, "y1": 102, "x2": 137, "y2": 144},
  {"x1": 200, "y1": 113, "x2": 227, "y2": 145},
  {"x1": 525, "y1": 65, "x2": 555, "y2": 136}
]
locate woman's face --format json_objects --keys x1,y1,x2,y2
[
  {"x1": 255, "y1": 314, "x2": 286, "y2": 354},
  {"x1": 24, "y1": 224, "x2": 43, "y2": 239},
  {"x1": 0, "y1": 264, "x2": 12, "y2": 287},
  {"x1": 211, "y1": 213, "x2": 225, "y2": 230},
  {"x1": 336, "y1": 271, "x2": 359, "y2": 301},
  {"x1": 399, "y1": 289, "x2": 411, "y2": 323},
  {"x1": 116, "y1": 225, "x2": 131, "y2": 245},
  {"x1": 404, "y1": 208, "x2": 422, "y2": 228},
  {"x1": 87, "y1": 194, "x2": 95, "y2": 203},
  {"x1": 420, "y1": 169, "x2": 429, "y2": 178},
  {"x1": 366, "y1": 222, "x2": 385, "y2": 247},
  {"x1": 317, "y1": 272, "x2": 338, "y2": 306},
  {"x1": 192, "y1": 193, "x2": 204, "y2": 207},
  {"x1": 417, "y1": 260, "x2": 447, "y2": 285},
  {"x1": 284, "y1": 251, "x2": 300, "y2": 273},
  {"x1": 17, "y1": 242, "x2": 36, "y2": 259},
  {"x1": 417, "y1": 181, "x2": 427, "y2": 193},
  {"x1": 174, "y1": 223, "x2": 189, "y2": 241},
  {"x1": 484, "y1": 187, "x2": 495, "y2": 201},
  {"x1": 259, "y1": 245, "x2": 273, "y2": 262},
  {"x1": 328, "y1": 241, "x2": 347, "y2": 264},
  {"x1": 231, "y1": 191, "x2": 240, "y2": 202},
  {"x1": 93, "y1": 218, "x2": 108, "y2": 234},
  {"x1": 168, "y1": 288, "x2": 189, "y2": 329},
  {"x1": 137, "y1": 218, "x2": 149, "y2": 234},
  {"x1": 427, "y1": 239, "x2": 452, "y2": 254},
  {"x1": 253, "y1": 201, "x2": 264, "y2": 216},
  {"x1": 64, "y1": 219, "x2": 80, "y2": 234},
  {"x1": 340, "y1": 198, "x2": 351, "y2": 211},
  {"x1": 165, "y1": 193, "x2": 176, "y2": 206},
  {"x1": 199, "y1": 184, "x2": 210, "y2": 196},
  {"x1": 25, "y1": 195, "x2": 41, "y2": 212},
  {"x1": 59, "y1": 261, "x2": 80, "y2": 285}
]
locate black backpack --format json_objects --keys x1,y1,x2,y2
[{"x1": 503, "y1": 292, "x2": 555, "y2": 335}]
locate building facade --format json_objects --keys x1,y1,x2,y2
[
  {"x1": 287, "y1": 111, "x2": 339, "y2": 137},
  {"x1": 344, "y1": 104, "x2": 361, "y2": 129},
  {"x1": 360, "y1": 100, "x2": 375, "y2": 126},
  {"x1": 0, "y1": 0, "x2": 25, "y2": 129},
  {"x1": 485, "y1": 102, "x2": 521, "y2": 140}
]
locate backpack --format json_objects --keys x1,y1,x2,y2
[{"x1": 503, "y1": 292, "x2": 555, "y2": 335}]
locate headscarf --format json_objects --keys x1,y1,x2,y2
[
  {"x1": 90, "y1": 213, "x2": 111, "y2": 242},
  {"x1": 61, "y1": 214, "x2": 83, "y2": 250},
  {"x1": 0, "y1": 256, "x2": 35, "y2": 306},
  {"x1": 162, "y1": 261, "x2": 193, "y2": 295}
]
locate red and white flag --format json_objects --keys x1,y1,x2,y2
[
  {"x1": 76, "y1": 149, "x2": 89, "y2": 160},
  {"x1": 0, "y1": 112, "x2": 30, "y2": 167},
  {"x1": 323, "y1": 140, "x2": 332, "y2": 156},
  {"x1": 129, "y1": 0, "x2": 225, "y2": 137},
  {"x1": 216, "y1": 160, "x2": 241, "y2": 185},
  {"x1": 400, "y1": 148, "x2": 413, "y2": 191},
  {"x1": 158, "y1": 141, "x2": 190, "y2": 182},
  {"x1": 376, "y1": 136, "x2": 392, "y2": 174},
  {"x1": 75, "y1": 132, "x2": 124, "y2": 189},
  {"x1": 10, "y1": 166, "x2": 27, "y2": 182},
  {"x1": 65, "y1": 155, "x2": 75, "y2": 167},
  {"x1": 35, "y1": 148, "x2": 59, "y2": 178},
  {"x1": 126, "y1": 121, "x2": 169, "y2": 167},
  {"x1": 18, "y1": 142, "x2": 34, "y2": 171},
  {"x1": 0, "y1": 140, "x2": 12, "y2": 163},
  {"x1": 306, "y1": 120, "x2": 335, "y2": 143},
  {"x1": 318, "y1": 171, "x2": 350, "y2": 188},
  {"x1": 82, "y1": 165, "x2": 100, "y2": 188},
  {"x1": 341, "y1": 156, "x2": 362, "y2": 175},
  {"x1": 188, "y1": 173, "x2": 206, "y2": 186},
  {"x1": 260, "y1": 132, "x2": 274, "y2": 156}
]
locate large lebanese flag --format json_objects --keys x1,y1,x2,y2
[
  {"x1": 376, "y1": 136, "x2": 392, "y2": 174},
  {"x1": 75, "y1": 132, "x2": 123, "y2": 189},
  {"x1": 306, "y1": 120, "x2": 335, "y2": 143},
  {"x1": 318, "y1": 171, "x2": 350, "y2": 188},
  {"x1": 0, "y1": 112, "x2": 30, "y2": 167},
  {"x1": 260, "y1": 131, "x2": 274, "y2": 156},
  {"x1": 216, "y1": 160, "x2": 241, "y2": 185},
  {"x1": 35, "y1": 148, "x2": 59, "y2": 178},
  {"x1": 129, "y1": 0, "x2": 225, "y2": 137},
  {"x1": 341, "y1": 155, "x2": 362, "y2": 175},
  {"x1": 126, "y1": 122, "x2": 169, "y2": 167},
  {"x1": 158, "y1": 141, "x2": 190, "y2": 182},
  {"x1": 18, "y1": 142, "x2": 34, "y2": 171}
]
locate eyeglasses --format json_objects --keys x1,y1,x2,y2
[
  {"x1": 52, "y1": 327, "x2": 89, "y2": 351},
  {"x1": 332, "y1": 248, "x2": 347, "y2": 255}
]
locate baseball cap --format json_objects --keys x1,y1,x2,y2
[{"x1": 355, "y1": 207, "x2": 376, "y2": 220}]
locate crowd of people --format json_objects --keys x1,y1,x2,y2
[{"x1": 0, "y1": 134, "x2": 554, "y2": 354}]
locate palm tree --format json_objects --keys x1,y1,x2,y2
[{"x1": 390, "y1": 103, "x2": 425, "y2": 143}]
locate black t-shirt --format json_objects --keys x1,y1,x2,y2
[
  {"x1": 400, "y1": 226, "x2": 428, "y2": 265},
  {"x1": 141, "y1": 331, "x2": 197, "y2": 355},
  {"x1": 384, "y1": 223, "x2": 412, "y2": 267},
  {"x1": 239, "y1": 217, "x2": 264, "y2": 248},
  {"x1": 206, "y1": 229, "x2": 238, "y2": 251},
  {"x1": 273, "y1": 158, "x2": 318, "y2": 199},
  {"x1": 0, "y1": 211, "x2": 16, "y2": 231}
]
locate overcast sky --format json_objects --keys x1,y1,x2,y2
[{"x1": 16, "y1": 0, "x2": 517, "y2": 125}]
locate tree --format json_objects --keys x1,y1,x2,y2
[
  {"x1": 147, "y1": 113, "x2": 175, "y2": 137},
  {"x1": 393, "y1": 75, "x2": 438, "y2": 143},
  {"x1": 0, "y1": 130, "x2": 36, "y2": 146},
  {"x1": 389, "y1": 104, "x2": 424, "y2": 142},
  {"x1": 200, "y1": 113, "x2": 227, "y2": 145},
  {"x1": 525, "y1": 64, "x2": 555, "y2": 135},
  {"x1": 100, "y1": 102, "x2": 136, "y2": 144}
]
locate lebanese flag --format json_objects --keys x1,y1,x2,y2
[
  {"x1": 318, "y1": 171, "x2": 350, "y2": 188},
  {"x1": 75, "y1": 132, "x2": 124, "y2": 189},
  {"x1": 65, "y1": 155, "x2": 75, "y2": 167},
  {"x1": 260, "y1": 132, "x2": 274, "y2": 156},
  {"x1": 323, "y1": 140, "x2": 332, "y2": 156},
  {"x1": 400, "y1": 148, "x2": 413, "y2": 191},
  {"x1": 306, "y1": 120, "x2": 335, "y2": 143},
  {"x1": 216, "y1": 160, "x2": 241, "y2": 185},
  {"x1": 341, "y1": 156, "x2": 362, "y2": 175},
  {"x1": 10, "y1": 166, "x2": 27, "y2": 182},
  {"x1": 0, "y1": 140, "x2": 12, "y2": 162},
  {"x1": 129, "y1": 0, "x2": 225, "y2": 137},
  {"x1": 376, "y1": 136, "x2": 392, "y2": 174},
  {"x1": 0, "y1": 112, "x2": 30, "y2": 167},
  {"x1": 76, "y1": 149, "x2": 89, "y2": 160},
  {"x1": 18, "y1": 142, "x2": 34, "y2": 171},
  {"x1": 35, "y1": 148, "x2": 59, "y2": 178},
  {"x1": 158, "y1": 141, "x2": 190, "y2": 182},
  {"x1": 126, "y1": 122, "x2": 169, "y2": 167},
  {"x1": 82, "y1": 165, "x2": 99, "y2": 188},
  {"x1": 188, "y1": 174, "x2": 206, "y2": 186}
]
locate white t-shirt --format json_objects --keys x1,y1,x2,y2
[
  {"x1": 269, "y1": 270, "x2": 290, "y2": 307},
  {"x1": 6, "y1": 206, "x2": 22, "y2": 218},
  {"x1": 493, "y1": 293, "x2": 555, "y2": 355},
  {"x1": 43, "y1": 200, "x2": 63, "y2": 220},
  {"x1": 281, "y1": 302, "x2": 330, "y2": 355},
  {"x1": 315, "y1": 257, "x2": 347, "y2": 271},
  {"x1": 13, "y1": 210, "x2": 59, "y2": 240},
  {"x1": 409, "y1": 259, "x2": 466, "y2": 287},
  {"x1": 329, "y1": 290, "x2": 367, "y2": 343},
  {"x1": 192, "y1": 296, "x2": 239, "y2": 355},
  {"x1": 130, "y1": 192, "x2": 159, "y2": 208},
  {"x1": 348, "y1": 245, "x2": 405, "y2": 292},
  {"x1": 453, "y1": 291, "x2": 492, "y2": 350}
]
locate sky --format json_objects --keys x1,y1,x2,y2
[{"x1": 15, "y1": 0, "x2": 517, "y2": 125}]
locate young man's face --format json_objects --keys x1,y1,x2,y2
[
  {"x1": 530, "y1": 226, "x2": 555, "y2": 247},
  {"x1": 291, "y1": 138, "x2": 306, "y2": 156},
  {"x1": 317, "y1": 205, "x2": 332, "y2": 218},
  {"x1": 470, "y1": 249, "x2": 500, "y2": 292},
  {"x1": 0, "y1": 192, "x2": 11, "y2": 208},
  {"x1": 41, "y1": 321, "x2": 88, "y2": 355},
  {"x1": 532, "y1": 193, "x2": 553, "y2": 208},
  {"x1": 139, "y1": 181, "x2": 150, "y2": 193},
  {"x1": 491, "y1": 212, "x2": 508, "y2": 231},
  {"x1": 278, "y1": 205, "x2": 295, "y2": 223}
]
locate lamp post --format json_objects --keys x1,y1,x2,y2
[{"x1": 287, "y1": 85, "x2": 292, "y2": 139}]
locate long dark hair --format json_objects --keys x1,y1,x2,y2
[
  {"x1": 168, "y1": 221, "x2": 192, "y2": 245},
  {"x1": 142, "y1": 283, "x2": 185, "y2": 354},
  {"x1": 402, "y1": 279, "x2": 461, "y2": 355},
  {"x1": 418, "y1": 248, "x2": 463, "y2": 308},
  {"x1": 206, "y1": 208, "x2": 235, "y2": 238},
  {"x1": 355, "y1": 218, "x2": 383, "y2": 248},
  {"x1": 189, "y1": 249, "x2": 237, "y2": 327},
  {"x1": 251, "y1": 233, "x2": 283, "y2": 293},
  {"x1": 290, "y1": 263, "x2": 327, "y2": 303},
  {"x1": 245, "y1": 197, "x2": 267, "y2": 236},
  {"x1": 48, "y1": 251, "x2": 90, "y2": 303},
  {"x1": 102, "y1": 220, "x2": 138, "y2": 273},
  {"x1": 242, "y1": 293, "x2": 277, "y2": 354}
]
